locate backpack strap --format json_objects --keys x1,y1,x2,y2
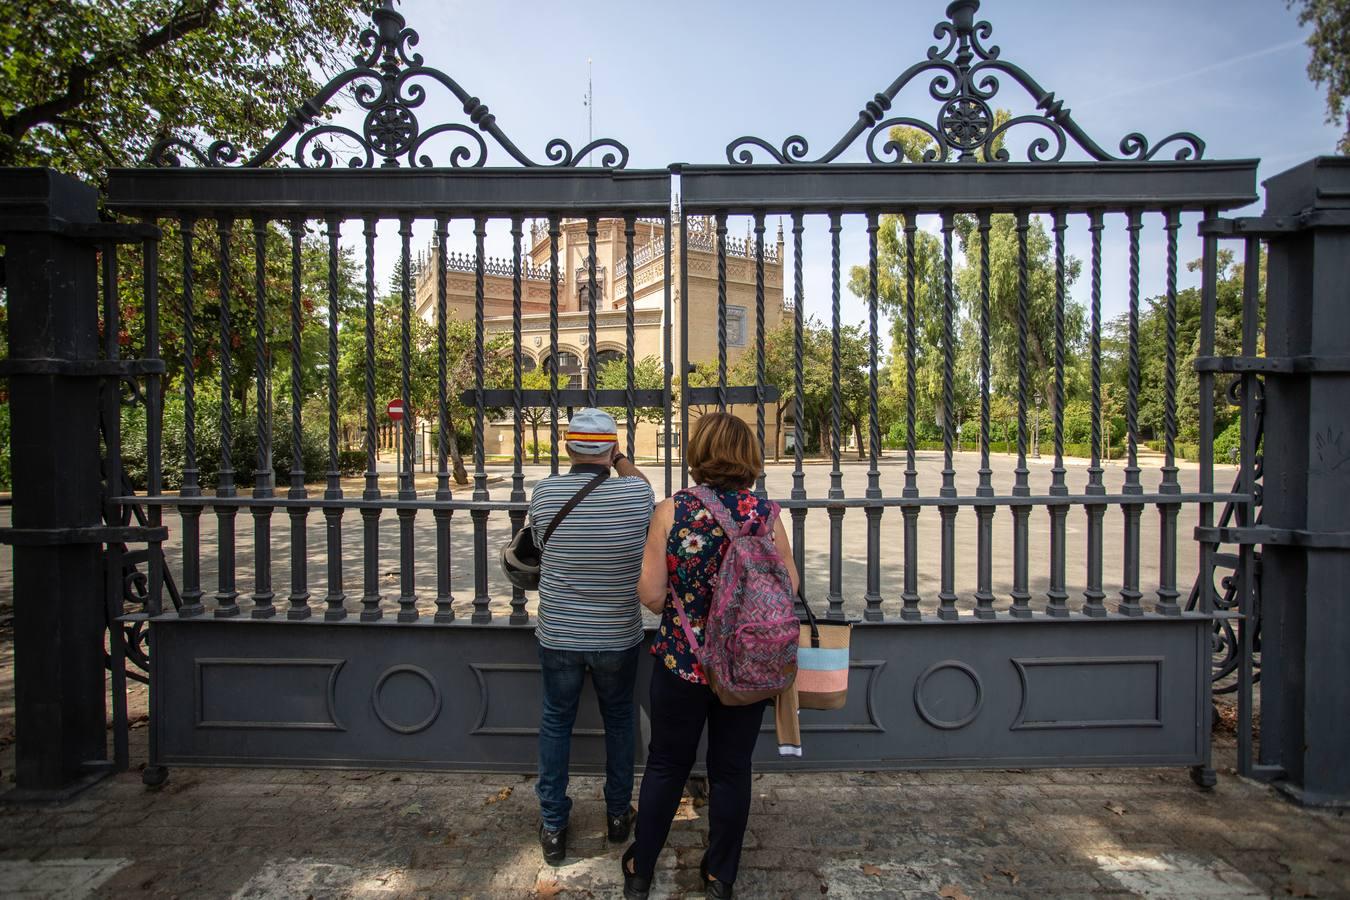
[
  {"x1": 669, "y1": 586, "x2": 702, "y2": 653},
  {"x1": 689, "y1": 483, "x2": 773, "y2": 539}
]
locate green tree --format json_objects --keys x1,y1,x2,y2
[
  {"x1": 1288, "y1": 0, "x2": 1350, "y2": 153},
  {"x1": 0, "y1": 0, "x2": 366, "y2": 179},
  {"x1": 337, "y1": 297, "x2": 510, "y2": 485},
  {"x1": 517, "y1": 368, "x2": 555, "y2": 463},
  {"x1": 597, "y1": 354, "x2": 667, "y2": 429}
]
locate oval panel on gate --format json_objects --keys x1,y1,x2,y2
[
  {"x1": 913, "y1": 660, "x2": 984, "y2": 730},
  {"x1": 372, "y1": 665, "x2": 442, "y2": 735}
]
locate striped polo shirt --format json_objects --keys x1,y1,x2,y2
[{"x1": 529, "y1": 465, "x2": 654, "y2": 651}]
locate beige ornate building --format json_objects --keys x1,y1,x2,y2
[{"x1": 413, "y1": 217, "x2": 789, "y2": 458}]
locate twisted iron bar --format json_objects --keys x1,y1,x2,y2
[
  {"x1": 473, "y1": 217, "x2": 487, "y2": 496},
  {"x1": 866, "y1": 212, "x2": 881, "y2": 492},
  {"x1": 791, "y1": 213, "x2": 806, "y2": 503},
  {"x1": 253, "y1": 218, "x2": 272, "y2": 495},
  {"x1": 904, "y1": 216, "x2": 918, "y2": 498},
  {"x1": 180, "y1": 216, "x2": 199, "y2": 497},
  {"x1": 726, "y1": 0, "x2": 1203, "y2": 165},
  {"x1": 399, "y1": 215, "x2": 415, "y2": 499},
  {"x1": 754, "y1": 213, "x2": 767, "y2": 496},
  {"x1": 1125, "y1": 210, "x2": 1142, "y2": 489},
  {"x1": 977, "y1": 212, "x2": 991, "y2": 493},
  {"x1": 149, "y1": 1, "x2": 629, "y2": 169},
  {"x1": 435, "y1": 217, "x2": 451, "y2": 500},
  {"x1": 326, "y1": 217, "x2": 342, "y2": 498},
  {"x1": 1052, "y1": 210, "x2": 1066, "y2": 483},
  {"x1": 829, "y1": 212, "x2": 843, "y2": 493},
  {"x1": 1014, "y1": 211, "x2": 1030, "y2": 491},
  {"x1": 1164, "y1": 209, "x2": 1181, "y2": 479},
  {"x1": 941, "y1": 212, "x2": 955, "y2": 494},
  {"x1": 716, "y1": 213, "x2": 728, "y2": 411},
  {"x1": 363, "y1": 219, "x2": 379, "y2": 500},
  {"x1": 625, "y1": 216, "x2": 637, "y2": 459},
  {"x1": 548, "y1": 217, "x2": 561, "y2": 476},
  {"x1": 216, "y1": 217, "x2": 235, "y2": 497},
  {"x1": 586, "y1": 218, "x2": 598, "y2": 408},
  {"x1": 289, "y1": 220, "x2": 306, "y2": 495}
]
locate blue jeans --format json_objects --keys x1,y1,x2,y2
[{"x1": 536, "y1": 643, "x2": 642, "y2": 830}]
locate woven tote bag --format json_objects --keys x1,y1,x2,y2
[{"x1": 795, "y1": 596, "x2": 851, "y2": 710}]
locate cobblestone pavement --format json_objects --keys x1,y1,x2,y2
[{"x1": 0, "y1": 658, "x2": 1346, "y2": 900}]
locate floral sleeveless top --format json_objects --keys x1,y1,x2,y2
[{"x1": 650, "y1": 486, "x2": 776, "y2": 684}]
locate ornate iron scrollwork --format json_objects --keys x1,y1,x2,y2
[
  {"x1": 726, "y1": 0, "x2": 1205, "y2": 165},
  {"x1": 1188, "y1": 375, "x2": 1263, "y2": 692},
  {"x1": 147, "y1": 1, "x2": 629, "y2": 170}
]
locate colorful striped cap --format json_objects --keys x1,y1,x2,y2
[{"x1": 565, "y1": 407, "x2": 618, "y2": 455}]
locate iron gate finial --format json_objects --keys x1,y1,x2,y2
[{"x1": 726, "y1": 0, "x2": 1204, "y2": 164}]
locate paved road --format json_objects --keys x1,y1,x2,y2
[{"x1": 0, "y1": 450, "x2": 1235, "y2": 623}]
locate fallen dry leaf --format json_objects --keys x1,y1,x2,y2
[
  {"x1": 1104, "y1": 802, "x2": 1127, "y2": 816},
  {"x1": 860, "y1": 864, "x2": 882, "y2": 877},
  {"x1": 532, "y1": 877, "x2": 563, "y2": 899},
  {"x1": 999, "y1": 867, "x2": 1020, "y2": 885},
  {"x1": 938, "y1": 885, "x2": 972, "y2": 900},
  {"x1": 1286, "y1": 884, "x2": 1319, "y2": 898},
  {"x1": 484, "y1": 786, "x2": 513, "y2": 805}
]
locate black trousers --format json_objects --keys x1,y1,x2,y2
[{"x1": 632, "y1": 659, "x2": 767, "y2": 884}]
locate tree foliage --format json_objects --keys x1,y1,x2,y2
[
  {"x1": 1289, "y1": 0, "x2": 1350, "y2": 153},
  {"x1": 0, "y1": 0, "x2": 366, "y2": 180}
]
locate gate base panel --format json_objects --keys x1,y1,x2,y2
[{"x1": 150, "y1": 617, "x2": 1210, "y2": 774}]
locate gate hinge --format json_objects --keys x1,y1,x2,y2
[
  {"x1": 0, "y1": 358, "x2": 166, "y2": 378},
  {"x1": 0, "y1": 219, "x2": 160, "y2": 242},
  {"x1": 1200, "y1": 210, "x2": 1350, "y2": 238},
  {"x1": 0, "y1": 524, "x2": 168, "y2": 546},
  {"x1": 1194, "y1": 355, "x2": 1350, "y2": 375},
  {"x1": 1194, "y1": 525, "x2": 1350, "y2": 550}
]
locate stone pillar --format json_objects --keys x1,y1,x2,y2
[
  {"x1": 0, "y1": 170, "x2": 109, "y2": 797},
  {"x1": 1259, "y1": 156, "x2": 1350, "y2": 807}
]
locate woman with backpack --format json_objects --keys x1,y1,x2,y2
[{"x1": 622, "y1": 412, "x2": 800, "y2": 900}]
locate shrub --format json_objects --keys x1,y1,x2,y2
[
  {"x1": 1213, "y1": 418, "x2": 1243, "y2": 466},
  {"x1": 121, "y1": 389, "x2": 330, "y2": 491},
  {"x1": 338, "y1": 449, "x2": 366, "y2": 476}
]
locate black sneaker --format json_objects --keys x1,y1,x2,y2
[
  {"x1": 607, "y1": 806, "x2": 636, "y2": 843},
  {"x1": 539, "y1": 822, "x2": 567, "y2": 865}
]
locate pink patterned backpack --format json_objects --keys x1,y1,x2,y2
[{"x1": 671, "y1": 485, "x2": 799, "y2": 705}]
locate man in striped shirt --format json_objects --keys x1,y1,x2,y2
[{"x1": 529, "y1": 408, "x2": 653, "y2": 865}]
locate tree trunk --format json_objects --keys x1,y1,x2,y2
[
  {"x1": 853, "y1": 417, "x2": 865, "y2": 459},
  {"x1": 531, "y1": 420, "x2": 540, "y2": 464},
  {"x1": 446, "y1": 410, "x2": 469, "y2": 485}
]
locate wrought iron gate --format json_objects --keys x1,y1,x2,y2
[{"x1": 20, "y1": 0, "x2": 1346, "y2": 800}]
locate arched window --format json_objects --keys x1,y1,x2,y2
[
  {"x1": 521, "y1": 356, "x2": 537, "y2": 373},
  {"x1": 594, "y1": 349, "x2": 623, "y2": 378},
  {"x1": 543, "y1": 351, "x2": 582, "y2": 389}
]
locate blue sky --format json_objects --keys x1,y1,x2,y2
[{"x1": 340, "y1": 0, "x2": 1340, "y2": 332}]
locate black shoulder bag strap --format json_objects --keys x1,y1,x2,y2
[{"x1": 541, "y1": 472, "x2": 609, "y2": 546}]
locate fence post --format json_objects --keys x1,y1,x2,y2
[
  {"x1": 1260, "y1": 156, "x2": 1350, "y2": 807},
  {"x1": 0, "y1": 169, "x2": 109, "y2": 798}
]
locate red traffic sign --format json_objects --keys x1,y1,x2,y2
[{"x1": 386, "y1": 399, "x2": 405, "y2": 421}]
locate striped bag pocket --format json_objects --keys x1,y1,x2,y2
[{"x1": 796, "y1": 599, "x2": 851, "y2": 711}]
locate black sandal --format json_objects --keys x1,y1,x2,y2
[{"x1": 622, "y1": 844, "x2": 652, "y2": 900}]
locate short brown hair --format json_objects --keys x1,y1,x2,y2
[{"x1": 688, "y1": 412, "x2": 761, "y2": 491}]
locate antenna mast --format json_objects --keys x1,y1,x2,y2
[{"x1": 586, "y1": 57, "x2": 593, "y2": 167}]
